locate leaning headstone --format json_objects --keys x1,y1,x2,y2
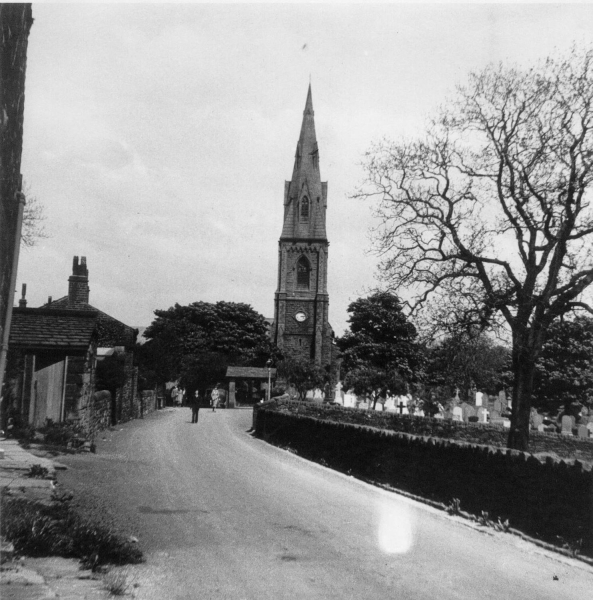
[
  {"x1": 452, "y1": 407, "x2": 463, "y2": 422},
  {"x1": 561, "y1": 415, "x2": 574, "y2": 436},
  {"x1": 577, "y1": 425, "x2": 589, "y2": 438}
]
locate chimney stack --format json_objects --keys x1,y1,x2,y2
[
  {"x1": 18, "y1": 283, "x2": 27, "y2": 308},
  {"x1": 68, "y1": 256, "x2": 90, "y2": 307}
]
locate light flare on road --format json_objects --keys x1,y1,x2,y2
[{"x1": 376, "y1": 498, "x2": 414, "y2": 554}]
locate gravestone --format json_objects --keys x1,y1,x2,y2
[
  {"x1": 477, "y1": 407, "x2": 489, "y2": 423},
  {"x1": 537, "y1": 424, "x2": 546, "y2": 433},
  {"x1": 561, "y1": 415, "x2": 574, "y2": 436},
  {"x1": 465, "y1": 405, "x2": 477, "y2": 420},
  {"x1": 493, "y1": 399, "x2": 502, "y2": 413},
  {"x1": 577, "y1": 425, "x2": 589, "y2": 438},
  {"x1": 460, "y1": 402, "x2": 471, "y2": 421},
  {"x1": 452, "y1": 407, "x2": 463, "y2": 422},
  {"x1": 334, "y1": 381, "x2": 344, "y2": 403},
  {"x1": 532, "y1": 413, "x2": 544, "y2": 430},
  {"x1": 434, "y1": 413, "x2": 444, "y2": 420},
  {"x1": 490, "y1": 410, "x2": 501, "y2": 420},
  {"x1": 475, "y1": 391, "x2": 483, "y2": 407},
  {"x1": 396, "y1": 396, "x2": 408, "y2": 415}
]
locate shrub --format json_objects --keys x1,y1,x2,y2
[{"x1": 39, "y1": 419, "x2": 87, "y2": 447}]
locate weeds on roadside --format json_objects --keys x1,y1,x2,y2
[
  {"x1": 0, "y1": 492, "x2": 143, "y2": 569},
  {"x1": 27, "y1": 464, "x2": 49, "y2": 478},
  {"x1": 446, "y1": 498, "x2": 461, "y2": 515},
  {"x1": 558, "y1": 536, "x2": 583, "y2": 557},
  {"x1": 103, "y1": 568, "x2": 135, "y2": 596}
]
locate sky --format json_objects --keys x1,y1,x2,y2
[{"x1": 16, "y1": 2, "x2": 593, "y2": 336}]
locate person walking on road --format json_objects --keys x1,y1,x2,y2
[
  {"x1": 211, "y1": 385, "x2": 220, "y2": 412},
  {"x1": 189, "y1": 390, "x2": 200, "y2": 423}
]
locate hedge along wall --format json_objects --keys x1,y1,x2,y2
[
  {"x1": 277, "y1": 401, "x2": 593, "y2": 463},
  {"x1": 254, "y1": 408, "x2": 593, "y2": 557}
]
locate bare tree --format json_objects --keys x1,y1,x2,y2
[
  {"x1": 21, "y1": 182, "x2": 48, "y2": 248},
  {"x1": 354, "y1": 46, "x2": 593, "y2": 450}
]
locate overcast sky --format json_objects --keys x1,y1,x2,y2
[{"x1": 17, "y1": 2, "x2": 593, "y2": 336}]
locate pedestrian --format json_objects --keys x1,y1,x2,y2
[
  {"x1": 211, "y1": 385, "x2": 220, "y2": 412},
  {"x1": 177, "y1": 387, "x2": 185, "y2": 407},
  {"x1": 190, "y1": 390, "x2": 200, "y2": 423},
  {"x1": 169, "y1": 384, "x2": 177, "y2": 407}
]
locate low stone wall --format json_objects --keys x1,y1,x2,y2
[
  {"x1": 273, "y1": 401, "x2": 593, "y2": 462},
  {"x1": 254, "y1": 406, "x2": 593, "y2": 557}
]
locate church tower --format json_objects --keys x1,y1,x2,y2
[{"x1": 272, "y1": 85, "x2": 333, "y2": 366}]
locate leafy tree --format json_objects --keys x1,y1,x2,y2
[
  {"x1": 354, "y1": 47, "x2": 593, "y2": 450},
  {"x1": 141, "y1": 301, "x2": 275, "y2": 393},
  {"x1": 533, "y1": 316, "x2": 593, "y2": 413},
  {"x1": 425, "y1": 333, "x2": 511, "y2": 399},
  {"x1": 276, "y1": 354, "x2": 328, "y2": 401},
  {"x1": 337, "y1": 292, "x2": 424, "y2": 408}
]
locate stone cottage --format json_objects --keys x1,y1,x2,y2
[{"x1": 42, "y1": 256, "x2": 142, "y2": 424}]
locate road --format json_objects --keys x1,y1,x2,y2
[{"x1": 58, "y1": 407, "x2": 593, "y2": 600}]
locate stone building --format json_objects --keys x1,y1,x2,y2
[
  {"x1": 43, "y1": 256, "x2": 141, "y2": 424},
  {"x1": 271, "y1": 85, "x2": 334, "y2": 366},
  {"x1": 7, "y1": 307, "x2": 100, "y2": 430}
]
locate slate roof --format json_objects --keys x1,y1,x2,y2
[
  {"x1": 42, "y1": 297, "x2": 137, "y2": 348},
  {"x1": 9, "y1": 308, "x2": 98, "y2": 350},
  {"x1": 226, "y1": 366, "x2": 277, "y2": 380}
]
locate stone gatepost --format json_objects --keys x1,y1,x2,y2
[{"x1": 228, "y1": 380, "x2": 236, "y2": 408}]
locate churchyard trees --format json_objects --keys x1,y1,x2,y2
[
  {"x1": 276, "y1": 354, "x2": 328, "y2": 401},
  {"x1": 425, "y1": 332, "x2": 510, "y2": 398},
  {"x1": 533, "y1": 315, "x2": 593, "y2": 414},
  {"x1": 354, "y1": 47, "x2": 593, "y2": 450},
  {"x1": 141, "y1": 301, "x2": 275, "y2": 393},
  {"x1": 337, "y1": 292, "x2": 424, "y2": 407}
]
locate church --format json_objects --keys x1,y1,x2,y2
[{"x1": 271, "y1": 85, "x2": 334, "y2": 367}]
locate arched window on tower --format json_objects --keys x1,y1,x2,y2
[
  {"x1": 296, "y1": 256, "x2": 311, "y2": 290},
  {"x1": 300, "y1": 196, "x2": 309, "y2": 221}
]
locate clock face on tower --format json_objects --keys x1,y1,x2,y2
[{"x1": 295, "y1": 311, "x2": 307, "y2": 322}]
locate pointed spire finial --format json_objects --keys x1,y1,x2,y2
[{"x1": 304, "y1": 83, "x2": 314, "y2": 116}]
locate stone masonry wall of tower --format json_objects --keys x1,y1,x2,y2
[{"x1": 273, "y1": 85, "x2": 333, "y2": 366}]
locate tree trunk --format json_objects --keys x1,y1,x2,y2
[{"x1": 508, "y1": 343, "x2": 536, "y2": 451}]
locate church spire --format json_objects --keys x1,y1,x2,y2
[{"x1": 282, "y1": 85, "x2": 327, "y2": 240}]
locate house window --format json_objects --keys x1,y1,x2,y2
[
  {"x1": 296, "y1": 256, "x2": 310, "y2": 290},
  {"x1": 300, "y1": 196, "x2": 309, "y2": 221}
]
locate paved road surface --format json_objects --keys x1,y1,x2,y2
[{"x1": 59, "y1": 408, "x2": 593, "y2": 600}]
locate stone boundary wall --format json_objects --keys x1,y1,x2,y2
[
  {"x1": 254, "y1": 406, "x2": 593, "y2": 557},
  {"x1": 271, "y1": 400, "x2": 593, "y2": 462}
]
